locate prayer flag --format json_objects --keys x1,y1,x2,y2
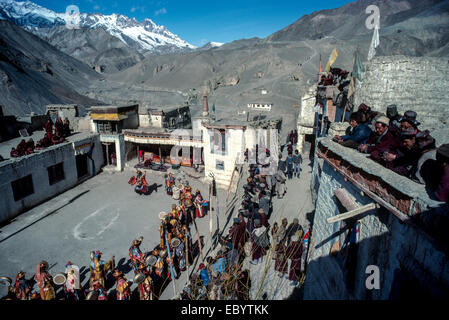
[
  {"x1": 325, "y1": 47, "x2": 338, "y2": 72},
  {"x1": 367, "y1": 25, "x2": 380, "y2": 61}
]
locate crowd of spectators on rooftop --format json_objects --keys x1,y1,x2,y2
[
  {"x1": 327, "y1": 104, "x2": 448, "y2": 204},
  {"x1": 9, "y1": 117, "x2": 71, "y2": 158}
]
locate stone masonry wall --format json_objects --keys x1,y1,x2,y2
[
  {"x1": 354, "y1": 56, "x2": 449, "y2": 140},
  {"x1": 305, "y1": 138, "x2": 449, "y2": 299}
]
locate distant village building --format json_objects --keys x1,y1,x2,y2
[
  {"x1": 89, "y1": 104, "x2": 139, "y2": 171},
  {"x1": 247, "y1": 103, "x2": 273, "y2": 112},
  {"x1": 92, "y1": 65, "x2": 105, "y2": 73},
  {"x1": 138, "y1": 105, "x2": 191, "y2": 129}
]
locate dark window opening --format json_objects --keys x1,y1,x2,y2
[
  {"x1": 210, "y1": 129, "x2": 226, "y2": 155},
  {"x1": 48, "y1": 162, "x2": 65, "y2": 185},
  {"x1": 11, "y1": 175, "x2": 34, "y2": 201},
  {"x1": 76, "y1": 154, "x2": 89, "y2": 179},
  {"x1": 216, "y1": 160, "x2": 225, "y2": 170}
]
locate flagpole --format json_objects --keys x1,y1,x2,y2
[{"x1": 164, "y1": 224, "x2": 177, "y2": 297}]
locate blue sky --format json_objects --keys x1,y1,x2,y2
[{"x1": 32, "y1": 0, "x2": 353, "y2": 47}]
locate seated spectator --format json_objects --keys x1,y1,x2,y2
[
  {"x1": 357, "y1": 103, "x2": 379, "y2": 125},
  {"x1": 333, "y1": 112, "x2": 372, "y2": 149},
  {"x1": 25, "y1": 138, "x2": 35, "y2": 155},
  {"x1": 63, "y1": 118, "x2": 71, "y2": 137},
  {"x1": 434, "y1": 144, "x2": 449, "y2": 203},
  {"x1": 16, "y1": 139, "x2": 27, "y2": 156},
  {"x1": 10, "y1": 147, "x2": 19, "y2": 157},
  {"x1": 323, "y1": 74, "x2": 334, "y2": 86},
  {"x1": 382, "y1": 129, "x2": 421, "y2": 177},
  {"x1": 358, "y1": 116, "x2": 400, "y2": 163},
  {"x1": 386, "y1": 104, "x2": 401, "y2": 137},
  {"x1": 399, "y1": 110, "x2": 420, "y2": 133}
]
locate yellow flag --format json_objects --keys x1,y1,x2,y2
[{"x1": 325, "y1": 47, "x2": 338, "y2": 72}]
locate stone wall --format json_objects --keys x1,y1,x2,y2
[
  {"x1": 0, "y1": 134, "x2": 103, "y2": 223},
  {"x1": 305, "y1": 138, "x2": 449, "y2": 299},
  {"x1": 354, "y1": 56, "x2": 449, "y2": 143}
]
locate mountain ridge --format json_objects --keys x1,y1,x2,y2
[{"x1": 0, "y1": 0, "x2": 195, "y2": 54}]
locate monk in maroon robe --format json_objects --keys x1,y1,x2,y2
[
  {"x1": 274, "y1": 240, "x2": 288, "y2": 276},
  {"x1": 229, "y1": 218, "x2": 247, "y2": 254},
  {"x1": 286, "y1": 235, "x2": 303, "y2": 284}
]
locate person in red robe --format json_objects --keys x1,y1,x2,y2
[
  {"x1": 250, "y1": 220, "x2": 268, "y2": 265},
  {"x1": 44, "y1": 118, "x2": 53, "y2": 135},
  {"x1": 358, "y1": 116, "x2": 400, "y2": 164},
  {"x1": 286, "y1": 234, "x2": 303, "y2": 285},
  {"x1": 274, "y1": 239, "x2": 288, "y2": 277},
  {"x1": 194, "y1": 189, "x2": 205, "y2": 218},
  {"x1": 229, "y1": 218, "x2": 247, "y2": 256}
]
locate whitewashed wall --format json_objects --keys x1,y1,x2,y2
[{"x1": 0, "y1": 134, "x2": 103, "y2": 223}]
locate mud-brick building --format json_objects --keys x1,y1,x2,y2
[
  {"x1": 304, "y1": 138, "x2": 449, "y2": 299},
  {"x1": 89, "y1": 104, "x2": 139, "y2": 171},
  {"x1": 201, "y1": 118, "x2": 282, "y2": 188},
  {"x1": 0, "y1": 132, "x2": 104, "y2": 223}
]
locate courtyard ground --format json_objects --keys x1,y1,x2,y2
[{"x1": 0, "y1": 145, "x2": 314, "y2": 300}]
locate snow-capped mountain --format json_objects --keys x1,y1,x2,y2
[
  {"x1": 0, "y1": 0, "x2": 196, "y2": 53},
  {"x1": 196, "y1": 41, "x2": 225, "y2": 51}
]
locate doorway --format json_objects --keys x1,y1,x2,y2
[{"x1": 76, "y1": 153, "x2": 89, "y2": 179}]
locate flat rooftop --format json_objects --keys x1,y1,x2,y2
[
  {"x1": 139, "y1": 105, "x2": 189, "y2": 115},
  {"x1": 89, "y1": 104, "x2": 138, "y2": 114},
  {"x1": 0, "y1": 131, "x2": 98, "y2": 166}
]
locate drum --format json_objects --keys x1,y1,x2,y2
[
  {"x1": 171, "y1": 237, "x2": 181, "y2": 248},
  {"x1": 53, "y1": 273, "x2": 67, "y2": 286},
  {"x1": 145, "y1": 255, "x2": 157, "y2": 267},
  {"x1": 133, "y1": 272, "x2": 145, "y2": 285},
  {"x1": 0, "y1": 276, "x2": 12, "y2": 286}
]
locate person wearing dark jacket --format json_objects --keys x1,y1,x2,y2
[
  {"x1": 386, "y1": 104, "x2": 401, "y2": 137},
  {"x1": 382, "y1": 129, "x2": 422, "y2": 177},
  {"x1": 286, "y1": 234, "x2": 303, "y2": 286},
  {"x1": 278, "y1": 155, "x2": 286, "y2": 173},
  {"x1": 334, "y1": 112, "x2": 372, "y2": 149},
  {"x1": 285, "y1": 218, "x2": 302, "y2": 245},
  {"x1": 434, "y1": 144, "x2": 449, "y2": 203},
  {"x1": 229, "y1": 218, "x2": 247, "y2": 255},
  {"x1": 293, "y1": 150, "x2": 302, "y2": 178},
  {"x1": 358, "y1": 116, "x2": 400, "y2": 163}
]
